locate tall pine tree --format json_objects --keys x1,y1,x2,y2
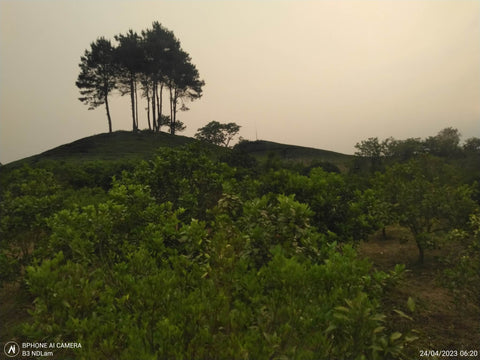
[
  {"x1": 76, "y1": 37, "x2": 117, "y2": 133},
  {"x1": 114, "y1": 30, "x2": 144, "y2": 132}
]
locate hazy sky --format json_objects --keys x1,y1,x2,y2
[{"x1": 1, "y1": 0, "x2": 479, "y2": 164}]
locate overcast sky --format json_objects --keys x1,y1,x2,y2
[{"x1": 1, "y1": 0, "x2": 479, "y2": 164}]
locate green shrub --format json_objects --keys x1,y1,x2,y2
[
  {"x1": 0, "y1": 166, "x2": 63, "y2": 284},
  {"x1": 120, "y1": 145, "x2": 232, "y2": 221},
  {"x1": 20, "y1": 181, "x2": 413, "y2": 359},
  {"x1": 257, "y1": 167, "x2": 373, "y2": 241},
  {"x1": 441, "y1": 214, "x2": 480, "y2": 302}
]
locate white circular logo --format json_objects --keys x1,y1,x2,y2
[{"x1": 4, "y1": 341, "x2": 20, "y2": 357}]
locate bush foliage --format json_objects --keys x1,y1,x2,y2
[{"x1": 1, "y1": 141, "x2": 477, "y2": 359}]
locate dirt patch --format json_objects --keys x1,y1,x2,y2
[{"x1": 358, "y1": 227, "x2": 480, "y2": 356}]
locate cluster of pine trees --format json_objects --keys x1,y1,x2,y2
[{"x1": 76, "y1": 22, "x2": 204, "y2": 134}]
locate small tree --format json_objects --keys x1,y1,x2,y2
[
  {"x1": 354, "y1": 137, "x2": 385, "y2": 172},
  {"x1": 195, "y1": 121, "x2": 241, "y2": 147},
  {"x1": 382, "y1": 137, "x2": 425, "y2": 161},
  {"x1": 372, "y1": 156, "x2": 477, "y2": 263},
  {"x1": 424, "y1": 127, "x2": 462, "y2": 157},
  {"x1": 463, "y1": 137, "x2": 480, "y2": 155}
]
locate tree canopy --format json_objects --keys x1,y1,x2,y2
[
  {"x1": 195, "y1": 121, "x2": 241, "y2": 147},
  {"x1": 76, "y1": 22, "x2": 204, "y2": 134},
  {"x1": 370, "y1": 156, "x2": 477, "y2": 263}
]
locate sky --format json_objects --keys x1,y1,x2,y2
[{"x1": 1, "y1": 0, "x2": 479, "y2": 164}]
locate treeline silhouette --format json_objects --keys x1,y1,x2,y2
[
  {"x1": 353, "y1": 127, "x2": 480, "y2": 173},
  {"x1": 76, "y1": 21, "x2": 204, "y2": 134}
]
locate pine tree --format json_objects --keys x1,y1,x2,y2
[
  {"x1": 76, "y1": 38, "x2": 117, "y2": 133},
  {"x1": 115, "y1": 30, "x2": 144, "y2": 131}
]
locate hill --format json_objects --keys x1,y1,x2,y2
[
  {"x1": 235, "y1": 139, "x2": 352, "y2": 165},
  {"x1": 4, "y1": 131, "x2": 196, "y2": 168},
  {"x1": 2, "y1": 131, "x2": 353, "y2": 170}
]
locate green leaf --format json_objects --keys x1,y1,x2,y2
[
  {"x1": 325, "y1": 324, "x2": 337, "y2": 334},
  {"x1": 393, "y1": 309, "x2": 413, "y2": 321},
  {"x1": 333, "y1": 313, "x2": 349, "y2": 321},
  {"x1": 404, "y1": 334, "x2": 419, "y2": 343},
  {"x1": 373, "y1": 326, "x2": 385, "y2": 334},
  {"x1": 371, "y1": 313, "x2": 386, "y2": 321},
  {"x1": 390, "y1": 332, "x2": 402, "y2": 342},
  {"x1": 407, "y1": 297, "x2": 416, "y2": 312}
]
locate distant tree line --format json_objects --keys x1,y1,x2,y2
[
  {"x1": 354, "y1": 127, "x2": 480, "y2": 172},
  {"x1": 76, "y1": 22, "x2": 205, "y2": 134}
]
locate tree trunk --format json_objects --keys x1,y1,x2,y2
[
  {"x1": 170, "y1": 87, "x2": 177, "y2": 135},
  {"x1": 152, "y1": 81, "x2": 157, "y2": 132},
  {"x1": 156, "y1": 84, "x2": 161, "y2": 131},
  {"x1": 173, "y1": 90, "x2": 178, "y2": 134},
  {"x1": 105, "y1": 94, "x2": 112, "y2": 133},
  {"x1": 130, "y1": 75, "x2": 136, "y2": 132},
  {"x1": 145, "y1": 84, "x2": 151, "y2": 131},
  {"x1": 169, "y1": 87, "x2": 174, "y2": 134},
  {"x1": 134, "y1": 78, "x2": 139, "y2": 130},
  {"x1": 159, "y1": 83, "x2": 163, "y2": 131},
  {"x1": 415, "y1": 236, "x2": 425, "y2": 264}
]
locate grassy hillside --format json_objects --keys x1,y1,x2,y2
[
  {"x1": 2, "y1": 131, "x2": 353, "y2": 170},
  {"x1": 236, "y1": 139, "x2": 352, "y2": 165},
  {"x1": 4, "y1": 131, "x2": 196, "y2": 167}
]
